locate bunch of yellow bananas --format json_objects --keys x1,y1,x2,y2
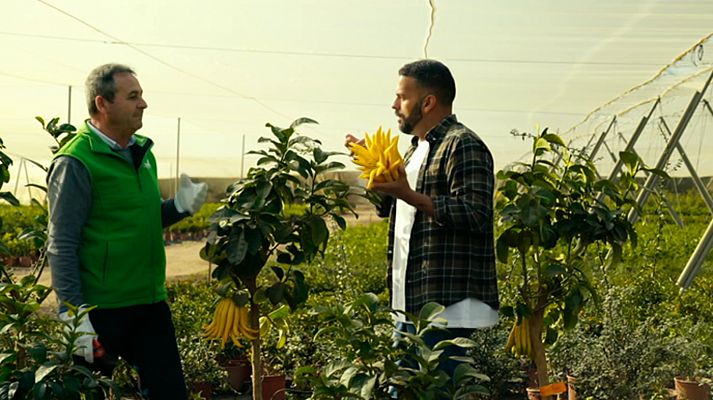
[
  {"x1": 349, "y1": 127, "x2": 403, "y2": 189},
  {"x1": 203, "y1": 297, "x2": 259, "y2": 348},
  {"x1": 504, "y1": 317, "x2": 534, "y2": 360}
]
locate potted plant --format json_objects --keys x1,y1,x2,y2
[
  {"x1": 295, "y1": 293, "x2": 490, "y2": 399},
  {"x1": 495, "y1": 128, "x2": 667, "y2": 394},
  {"x1": 177, "y1": 336, "x2": 225, "y2": 399},
  {"x1": 200, "y1": 117, "x2": 359, "y2": 399},
  {"x1": 219, "y1": 341, "x2": 251, "y2": 392},
  {"x1": 675, "y1": 377, "x2": 711, "y2": 400}
]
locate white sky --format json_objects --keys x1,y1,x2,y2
[{"x1": 1, "y1": 0, "x2": 712, "y2": 197}]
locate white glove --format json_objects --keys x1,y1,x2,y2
[
  {"x1": 59, "y1": 307, "x2": 97, "y2": 363},
  {"x1": 175, "y1": 173, "x2": 208, "y2": 214}
]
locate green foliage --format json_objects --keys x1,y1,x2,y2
[
  {"x1": 304, "y1": 221, "x2": 389, "y2": 298},
  {"x1": 466, "y1": 322, "x2": 527, "y2": 398},
  {"x1": 495, "y1": 128, "x2": 666, "y2": 384},
  {"x1": 166, "y1": 280, "x2": 230, "y2": 388},
  {"x1": 0, "y1": 205, "x2": 46, "y2": 257},
  {"x1": 201, "y1": 117, "x2": 357, "y2": 309},
  {"x1": 166, "y1": 202, "x2": 221, "y2": 234},
  {"x1": 295, "y1": 294, "x2": 490, "y2": 399},
  {"x1": 0, "y1": 137, "x2": 19, "y2": 207},
  {"x1": 0, "y1": 279, "x2": 118, "y2": 399},
  {"x1": 548, "y1": 281, "x2": 713, "y2": 399}
]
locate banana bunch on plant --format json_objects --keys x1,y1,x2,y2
[
  {"x1": 203, "y1": 297, "x2": 259, "y2": 348},
  {"x1": 349, "y1": 127, "x2": 403, "y2": 189},
  {"x1": 505, "y1": 317, "x2": 534, "y2": 360}
]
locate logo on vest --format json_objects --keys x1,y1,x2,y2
[{"x1": 143, "y1": 160, "x2": 151, "y2": 170}]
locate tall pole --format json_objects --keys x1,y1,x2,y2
[
  {"x1": 175, "y1": 117, "x2": 181, "y2": 196},
  {"x1": 240, "y1": 133, "x2": 245, "y2": 178},
  {"x1": 67, "y1": 85, "x2": 72, "y2": 124}
]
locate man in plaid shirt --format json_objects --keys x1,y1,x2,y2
[{"x1": 347, "y1": 59, "x2": 499, "y2": 381}]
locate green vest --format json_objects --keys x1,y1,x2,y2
[{"x1": 55, "y1": 122, "x2": 167, "y2": 309}]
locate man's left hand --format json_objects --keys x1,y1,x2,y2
[
  {"x1": 371, "y1": 165, "x2": 409, "y2": 199},
  {"x1": 175, "y1": 174, "x2": 208, "y2": 214}
]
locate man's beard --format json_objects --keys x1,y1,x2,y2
[{"x1": 398, "y1": 98, "x2": 423, "y2": 134}]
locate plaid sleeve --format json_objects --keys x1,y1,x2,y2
[{"x1": 432, "y1": 132, "x2": 494, "y2": 233}]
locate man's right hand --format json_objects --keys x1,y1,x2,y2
[{"x1": 59, "y1": 306, "x2": 97, "y2": 363}]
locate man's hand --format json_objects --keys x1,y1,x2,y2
[
  {"x1": 371, "y1": 165, "x2": 409, "y2": 199},
  {"x1": 175, "y1": 173, "x2": 208, "y2": 214},
  {"x1": 372, "y1": 165, "x2": 436, "y2": 216},
  {"x1": 59, "y1": 306, "x2": 97, "y2": 363},
  {"x1": 344, "y1": 134, "x2": 365, "y2": 153}
]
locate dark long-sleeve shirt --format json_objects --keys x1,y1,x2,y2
[{"x1": 385, "y1": 114, "x2": 499, "y2": 313}]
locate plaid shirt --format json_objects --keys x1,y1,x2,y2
[{"x1": 383, "y1": 115, "x2": 499, "y2": 314}]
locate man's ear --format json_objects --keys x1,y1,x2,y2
[
  {"x1": 94, "y1": 96, "x2": 107, "y2": 113},
  {"x1": 422, "y1": 94, "x2": 437, "y2": 113}
]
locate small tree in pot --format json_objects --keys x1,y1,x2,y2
[
  {"x1": 200, "y1": 117, "x2": 358, "y2": 399},
  {"x1": 495, "y1": 128, "x2": 667, "y2": 392}
]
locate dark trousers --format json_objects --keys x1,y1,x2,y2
[{"x1": 80, "y1": 301, "x2": 187, "y2": 400}]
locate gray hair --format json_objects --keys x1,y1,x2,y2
[{"x1": 85, "y1": 64, "x2": 136, "y2": 115}]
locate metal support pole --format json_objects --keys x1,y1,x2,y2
[
  {"x1": 67, "y1": 85, "x2": 72, "y2": 125},
  {"x1": 677, "y1": 218, "x2": 713, "y2": 290},
  {"x1": 175, "y1": 117, "x2": 181, "y2": 197},
  {"x1": 628, "y1": 71, "x2": 713, "y2": 225},
  {"x1": 605, "y1": 99, "x2": 660, "y2": 183},
  {"x1": 587, "y1": 116, "x2": 617, "y2": 162},
  {"x1": 659, "y1": 117, "x2": 713, "y2": 215},
  {"x1": 241, "y1": 133, "x2": 246, "y2": 179}
]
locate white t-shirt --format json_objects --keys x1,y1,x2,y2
[{"x1": 391, "y1": 138, "x2": 498, "y2": 329}]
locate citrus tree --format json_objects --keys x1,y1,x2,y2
[
  {"x1": 200, "y1": 117, "x2": 358, "y2": 399},
  {"x1": 495, "y1": 128, "x2": 667, "y2": 391}
]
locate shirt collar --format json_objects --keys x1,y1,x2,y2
[
  {"x1": 86, "y1": 121, "x2": 136, "y2": 150},
  {"x1": 410, "y1": 114, "x2": 458, "y2": 146}
]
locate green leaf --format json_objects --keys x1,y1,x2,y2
[
  {"x1": 533, "y1": 137, "x2": 551, "y2": 155},
  {"x1": 543, "y1": 262, "x2": 565, "y2": 278},
  {"x1": 309, "y1": 217, "x2": 329, "y2": 249},
  {"x1": 266, "y1": 282, "x2": 286, "y2": 305},
  {"x1": 418, "y1": 302, "x2": 446, "y2": 323},
  {"x1": 227, "y1": 230, "x2": 248, "y2": 265},
  {"x1": 290, "y1": 117, "x2": 319, "y2": 129},
  {"x1": 35, "y1": 364, "x2": 59, "y2": 382},
  {"x1": 543, "y1": 132, "x2": 566, "y2": 147},
  {"x1": 619, "y1": 150, "x2": 640, "y2": 172}
]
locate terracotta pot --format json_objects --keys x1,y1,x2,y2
[
  {"x1": 224, "y1": 358, "x2": 251, "y2": 391},
  {"x1": 527, "y1": 388, "x2": 541, "y2": 400},
  {"x1": 567, "y1": 375, "x2": 577, "y2": 400},
  {"x1": 675, "y1": 377, "x2": 710, "y2": 400},
  {"x1": 191, "y1": 381, "x2": 212, "y2": 400},
  {"x1": 18, "y1": 256, "x2": 33, "y2": 267},
  {"x1": 262, "y1": 374, "x2": 286, "y2": 400}
]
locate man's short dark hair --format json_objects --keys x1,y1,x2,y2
[
  {"x1": 398, "y1": 59, "x2": 456, "y2": 106},
  {"x1": 85, "y1": 64, "x2": 136, "y2": 115}
]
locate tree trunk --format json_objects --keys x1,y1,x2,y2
[
  {"x1": 247, "y1": 278, "x2": 263, "y2": 400},
  {"x1": 529, "y1": 307, "x2": 551, "y2": 398}
]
